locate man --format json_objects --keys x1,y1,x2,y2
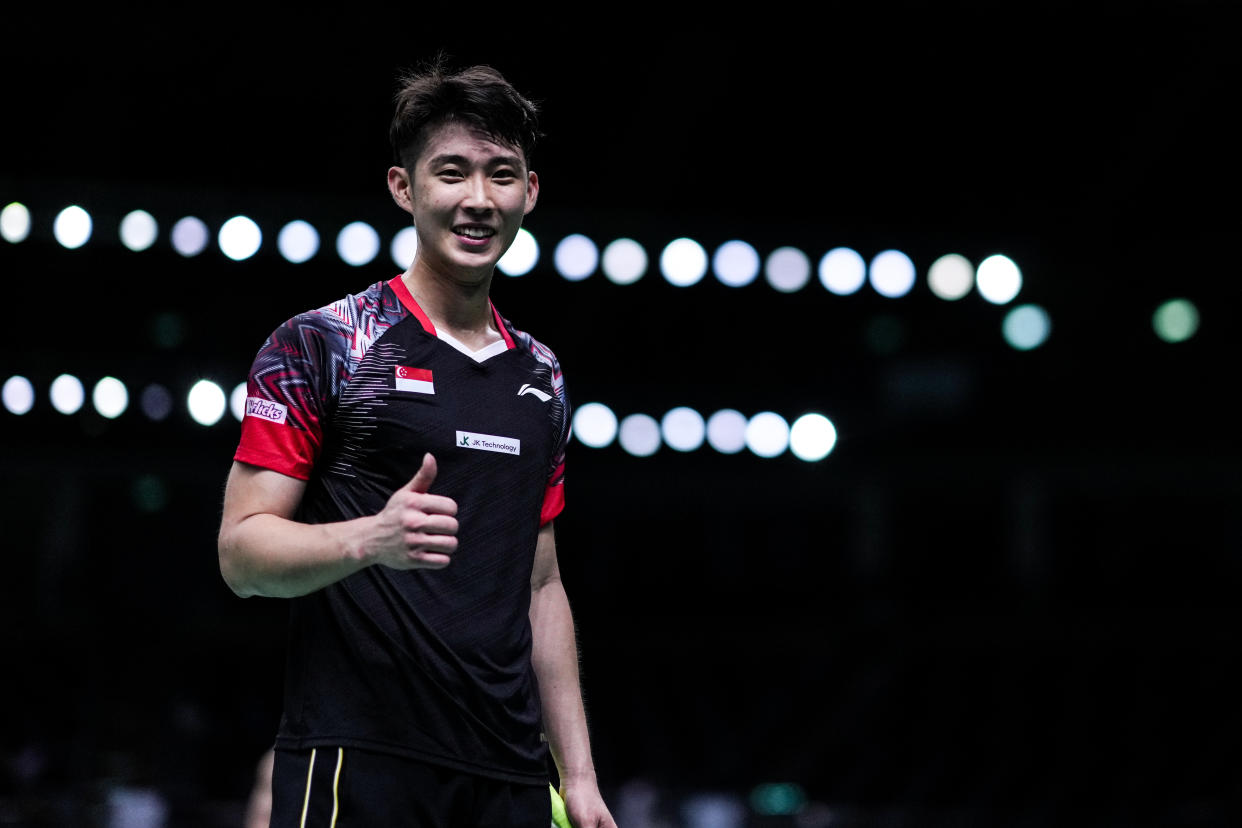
[{"x1": 218, "y1": 59, "x2": 615, "y2": 827}]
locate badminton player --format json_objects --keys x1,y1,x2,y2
[{"x1": 218, "y1": 56, "x2": 615, "y2": 828}]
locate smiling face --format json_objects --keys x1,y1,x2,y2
[{"x1": 388, "y1": 120, "x2": 539, "y2": 286}]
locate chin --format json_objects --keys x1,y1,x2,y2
[{"x1": 450, "y1": 258, "x2": 499, "y2": 283}]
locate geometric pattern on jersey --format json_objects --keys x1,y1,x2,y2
[
  {"x1": 232, "y1": 276, "x2": 572, "y2": 784},
  {"x1": 236, "y1": 276, "x2": 568, "y2": 518}
]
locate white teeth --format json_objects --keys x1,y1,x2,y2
[{"x1": 456, "y1": 227, "x2": 493, "y2": 239}]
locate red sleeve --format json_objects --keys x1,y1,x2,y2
[
  {"x1": 234, "y1": 412, "x2": 318, "y2": 479},
  {"x1": 232, "y1": 314, "x2": 331, "y2": 478},
  {"x1": 539, "y1": 460, "x2": 566, "y2": 526}
]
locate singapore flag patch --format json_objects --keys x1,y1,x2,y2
[{"x1": 395, "y1": 366, "x2": 435, "y2": 394}]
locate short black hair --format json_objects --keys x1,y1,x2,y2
[{"x1": 389, "y1": 55, "x2": 542, "y2": 172}]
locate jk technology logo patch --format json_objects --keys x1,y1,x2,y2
[{"x1": 456, "y1": 431, "x2": 521, "y2": 455}]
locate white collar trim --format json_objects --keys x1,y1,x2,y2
[{"x1": 436, "y1": 329, "x2": 509, "y2": 363}]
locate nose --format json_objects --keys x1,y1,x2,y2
[{"x1": 461, "y1": 174, "x2": 493, "y2": 211}]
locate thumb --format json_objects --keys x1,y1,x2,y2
[{"x1": 406, "y1": 453, "x2": 438, "y2": 493}]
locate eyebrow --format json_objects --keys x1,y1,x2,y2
[{"x1": 426, "y1": 153, "x2": 524, "y2": 170}]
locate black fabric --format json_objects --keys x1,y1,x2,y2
[
  {"x1": 270, "y1": 747, "x2": 551, "y2": 827},
  {"x1": 242, "y1": 280, "x2": 569, "y2": 783}
]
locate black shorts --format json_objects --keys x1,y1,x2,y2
[{"x1": 270, "y1": 746, "x2": 551, "y2": 827}]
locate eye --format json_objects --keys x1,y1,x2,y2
[
  {"x1": 437, "y1": 167, "x2": 464, "y2": 181},
  {"x1": 492, "y1": 168, "x2": 518, "y2": 183}
]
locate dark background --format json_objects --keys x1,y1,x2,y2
[{"x1": 2, "y1": 3, "x2": 1239, "y2": 826}]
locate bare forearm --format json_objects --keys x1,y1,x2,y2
[
  {"x1": 217, "y1": 456, "x2": 457, "y2": 599},
  {"x1": 527, "y1": 524, "x2": 616, "y2": 827},
  {"x1": 219, "y1": 512, "x2": 376, "y2": 598},
  {"x1": 530, "y1": 578, "x2": 597, "y2": 783}
]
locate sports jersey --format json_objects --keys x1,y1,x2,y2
[{"x1": 233, "y1": 275, "x2": 571, "y2": 783}]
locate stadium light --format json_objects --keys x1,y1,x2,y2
[
  {"x1": 1153, "y1": 298, "x2": 1199, "y2": 343},
  {"x1": 618, "y1": 413, "x2": 661, "y2": 457},
  {"x1": 2, "y1": 375, "x2": 35, "y2": 415},
  {"x1": 140, "y1": 384, "x2": 174, "y2": 421},
  {"x1": 498, "y1": 228, "x2": 539, "y2": 276},
  {"x1": 219, "y1": 215, "x2": 262, "y2": 261},
  {"x1": 745, "y1": 411, "x2": 789, "y2": 458},
  {"x1": 53, "y1": 205, "x2": 92, "y2": 249},
  {"x1": 1, "y1": 202, "x2": 31, "y2": 243},
  {"x1": 230, "y1": 382, "x2": 248, "y2": 421},
  {"x1": 713, "y1": 240, "x2": 760, "y2": 288},
  {"x1": 706, "y1": 409, "x2": 748, "y2": 454},
  {"x1": 660, "y1": 238, "x2": 708, "y2": 287},
  {"x1": 819, "y1": 247, "x2": 866, "y2": 295},
  {"x1": 554, "y1": 234, "x2": 599, "y2": 281},
  {"x1": 278, "y1": 220, "x2": 320, "y2": 264},
  {"x1": 92, "y1": 377, "x2": 129, "y2": 419},
  {"x1": 789, "y1": 413, "x2": 837, "y2": 461},
  {"x1": 765, "y1": 246, "x2": 812, "y2": 293},
  {"x1": 977, "y1": 254, "x2": 1022, "y2": 304},
  {"x1": 869, "y1": 249, "x2": 916, "y2": 298},
  {"x1": 601, "y1": 238, "x2": 647, "y2": 285},
  {"x1": 927, "y1": 253, "x2": 974, "y2": 300},
  {"x1": 187, "y1": 380, "x2": 227, "y2": 426},
  {"x1": 391, "y1": 226, "x2": 418, "y2": 269},
  {"x1": 336, "y1": 221, "x2": 380, "y2": 266},
  {"x1": 119, "y1": 210, "x2": 158, "y2": 252},
  {"x1": 1002, "y1": 304, "x2": 1052, "y2": 350},
  {"x1": 660, "y1": 406, "x2": 707, "y2": 452},
  {"x1": 50, "y1": 374, "x2": 85, "y2": 414},
  {"x1": 572, "y1": 402, "x2": 618, "y2": 448},
  {"x1": 171, "y1": 216, "x2": 210, "y2": 257}
]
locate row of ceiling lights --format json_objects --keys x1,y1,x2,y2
[
  {"x1": 2, "y1": 201, "x2": 1024, "y2": 302},
  {"x1": 1, "y1": 374, "x2": 839, "y2": 462}
]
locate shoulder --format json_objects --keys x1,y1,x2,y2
[
  {"x1": 498, "y1": 313, "x2": 563, "y2": 377},
  {"x1": 310, "y1": 279, "x2": 397, "y2": 329},
  {"x1": 269, "y1": 280, "x2": 398, "y2": 343}
]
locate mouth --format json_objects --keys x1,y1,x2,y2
[{"x1": 453, "y1": 224, "x2": 496, "y2": 243}]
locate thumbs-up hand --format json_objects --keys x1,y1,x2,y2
[
  {"x1": 406, "y1": 450, "x2": 440, "y2": 494},
  {"x1": 370, "y1": 453, "x2": 459, "y2": 570}
]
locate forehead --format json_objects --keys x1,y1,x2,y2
[{"x1": 418, "y1": 121, "x2": 525, "y2": 167}]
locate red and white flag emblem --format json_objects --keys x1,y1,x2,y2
[{"x1": 395, "y1": 366, "x2": 434, "y2": 394}]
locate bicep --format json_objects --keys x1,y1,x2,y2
[
  {"x1": 221, "y1": 460, "x2": 308, "y2": 527},
  {"x1": 530, "y1": 521, "x2": 561, "y2": 591},
  {"x1": 218, "y1": 461, "x2": 314, "y2": 597}
]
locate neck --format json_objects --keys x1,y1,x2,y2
[{"x1": 401, "y1": 265, "x2": 500, "y2": 350}]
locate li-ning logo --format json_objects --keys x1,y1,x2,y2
[
  {"x1": 245, "y1": 397, "x2": 288, "y2": 425},
  {"x1": 517, "y1": 383, "x2": 552, "y2": 402},
  {"x1": 456, "y1": 431, "x2": 521, "y2": 455}
]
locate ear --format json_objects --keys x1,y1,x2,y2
[
  {"x1": 524, "y1": 170, "x2": 539, "y2": 216},
  {"x1": 387, "y1": 166, "x2": 414, "y2": 215}
]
